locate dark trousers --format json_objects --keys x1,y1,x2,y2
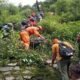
[{"x1": 57, "y1": 59, "x2": 71, "y2": 80}]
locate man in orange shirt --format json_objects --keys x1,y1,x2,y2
[
  {"x1": 52, "y1": 38, "x2": 74, "y2": 80},
  {"x1": 20, "y1": 26, "x2": 45, "y2": 50}
]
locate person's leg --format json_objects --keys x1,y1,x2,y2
[
  {"x1": 57, "y1": 60, "x2": 70, "y2": 80},
  {"x1": 67, "y1": 59, "x2": 71, "y2": 78},
  {"x1": 23, "y1": 38, "x2": 30, "y2": 50},
  {"x1": 21, "y1": 34, "x2": 30, "y2": 50}
]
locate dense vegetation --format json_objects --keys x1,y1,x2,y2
[{"x1": 0, "y1": 0, "x2": 80, "y2": 79}]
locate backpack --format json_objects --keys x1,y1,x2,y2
[{"x1": 59, "y1": 43, "x2": 73, "y2": 58}]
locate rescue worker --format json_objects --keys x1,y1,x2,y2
[{"x1": 20, "y1": 26, "x2": 45, "y2": 50}]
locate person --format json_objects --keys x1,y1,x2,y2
[
  {"x1": 31, "y1": 12, "x2": 37, "y2": 21},
  {"x1": 69, "y1": 63, "x2": 80, "y2": 80},
  {"x1": 21, "y1": 19, "x2": 27, "y2": 30},
  {"x1": 37, "y1": 13, "x2": 42, "y2": 21},
  {"x1": 39, "y1": 10, "x2": 44, "y2": 18},
  {"x1": 2, "y1": 23, "x2": 13, "y2": 38},
  {"x1": 20, "y1": 28, "x2": 30, "y2": 50},
  {"x1": 28, "y1": 12, "x2": 38, "y2": 26},
  {"x1": 20, "y1": 26, "x2": 45, "y2": 50},
  {"x1": 52, "y1": 38, "x2": 74, "y2": 80},
  {"x1": 76, "y1": 32, "x2": 80, "y2": 58},
  {"x1": 29, "y1": 18, "x2": 37, "y2": 26}
]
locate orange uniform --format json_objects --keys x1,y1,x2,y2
[
  {"x1": 25, "y1": 26, "x2": 41, "y2": 37},
  {"x1": 20, "y1": 30, "x2": 30, "y2": 49},
  {"x1": 20, "y1": 26, "x2": 44, "y2": 49}
]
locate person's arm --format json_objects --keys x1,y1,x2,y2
[
  {"x1": 52, "y1": 45, "x2": 57, "y2": 64},
  {"x1": 34, "y1": 30, "x2": 45, "y2": 40}
]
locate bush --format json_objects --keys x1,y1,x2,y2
[{"x1": 40, "y1": 15, "x2": 80, "y2": 41}]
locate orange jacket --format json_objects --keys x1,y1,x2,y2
[
  {"x1": 25, "y1": 26, "x2": 41, "y2": 37},
  {"x1": 20, "y1": 30, "x2": 30, "y2": 43}
]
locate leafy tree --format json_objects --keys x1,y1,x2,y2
[
  {"x1": 70, "y1": 0, "x2": 80, "y2": 20},
  {"x1": 7, "y1": 4, "x2": 19, "y2": 15}
]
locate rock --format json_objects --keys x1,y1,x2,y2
[
  {"x1": 11, "y1": 71, "x2": 20, "y2": 75},
  {"x1": 0, "y1": 78, "x2": 3, "y2": 80},
  {"x1": 5, "y1": 76, "x2": 15, "y2": 80},
  {"x1": 22, "y1": 70, "x2": 31, "y2": 74},
  {"x1": 31, "y1": 76, "x2": 43, "y2": 80},
  {"x1": 15, "y1": 76, "x2": 23, "y2": 80},
  {"x1": 13, "y1": 66, "x2": 20, "y2": 71},
  {"x1": 26, "y1": 67, "x2": 35, "y2": 70},
  {"x1": 0, "y1": 67, "x2": 13, "y2": 72},
  {"x1": 23, "y1": 75, "x2": 32, "y2": 80},
  {"x1": 7, "y1": 63, "x2": 17, "y2": 67},
  {"x1": 3, "y1": 71, "x2": 11, "y2": 76}
]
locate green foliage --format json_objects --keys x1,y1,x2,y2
[
  {"x1": 53, "y1": 0, "x2": 69, "y2": 15},
  {"x1": 43, "y1": 0, "x2": 80, "y2": 22},
  {"x1": 40, "y1": 15, "x2": 80, "y2": 41},
  {"x1": 0, "y1": 1, "x2": 80, "y2": 80},
  {"x1": 0, "y1": 0, "x2": 33, "y2": 25},
  {"x1": 0, "y1": 30, "x2": 51, "y2": 66}
]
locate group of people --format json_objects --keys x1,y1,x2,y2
[
  {"x1": 1, "y1": 11, "x2": 44, "y2": 40},
  {"x1": 20, "y1": 19, "x2": 80, "y2": 80},
  {"x1": 20, "y1": 12, "x2": 45, "y2": 50},
  {"x1": 20, "y1": 25, "x2": 45, "y2": 50},
  {"x1": 21, "y1": 12, "x2": 44, "y2": 30},
  {"x1": 0, "y1": 11, "x2": 80, "y2": 80}
]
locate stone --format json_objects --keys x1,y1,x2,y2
[
  {"x1": 0, "y1": 78, "x2": 3, "y2": 80},
  {"x1": 22, "y1": 70, "x2": 31, "y2": 74},
  {"x1": 13, "y1": 66, "x2": 20, "y2": 71},
  {"x1": 5, "y1": 76, "x2": 15, "y2": 80},
  {"x1": 12, "y1": 71, "x2": 20, "y2": 75},
  {"x1": 7, "y1": 63, "x2": 17, "y2": 67},
  {"x1": 0, "y1": 67, "x2": 13, "y2": 72},
  {"x1": 3, "y1": 71, "x2": 11, "y2": 76},
  {"x1": 15, "y1": 76, "x2": 23, "y2": 80},
  {"x1": 23, "y1": 75, "x2": 32, "y2": 80}
]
